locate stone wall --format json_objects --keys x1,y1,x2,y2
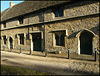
[
  {"x1": 64, "y1": 1, "x2": 99, "y2": 18},
  {"x1": 45, "y1": 15, "x2": 99, "y2": 54},
  {"x1": 0, "y1": 1, "x2": 99, "y2": 54},
  {"x1": 44, "y1": 1, "x2": 99, "y2": 22},
  {"x1": 6, "y1": 18, "x2": 18, "y2": 28},
  {"x1": 24, "y1": 12, "x2": 43, "y2": 25},
  {"x1": 44, "y1": 1, "x2": 99, "y2": 54},
  {"x1": 1, "y1": 1, "x2": 99, "y2": 30},
  {"x1": 1, "y1": 25, "x2": 42, "y2": 51}
]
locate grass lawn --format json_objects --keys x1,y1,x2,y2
[{"x1": 1, "y1": 65, "x2": 52, "y2": 75}]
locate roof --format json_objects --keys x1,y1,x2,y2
[
  {"x1": 1, "y1": 8, "x2": 9, "y2": 16},
  {"x1": 1, "y1": 1, "x2": 72, "y2": 22}
]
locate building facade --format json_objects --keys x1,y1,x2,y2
[{"x1": 0, "y1": 0, "x2": 99, "y2": 55}]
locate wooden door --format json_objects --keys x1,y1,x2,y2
[
  {"x1": 80, "y1": 31, "x2": 93, "y2": 55},
  {"x1": 32, "y1": 33, "x2": 41, "y2": 51}
]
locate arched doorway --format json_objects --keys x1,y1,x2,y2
[
  {"x1": 80, "y1": 30, "x2": 94, "y2": 55},
  {"x1": 9, "y1": 37, "x2": 13, "y2": 49}
]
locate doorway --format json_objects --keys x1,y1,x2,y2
[
  {"x1": 9, "y1": 37, "x2": 13, "y2": 49},
  {"x1": 80, "y1": 30, "x2": 93, "y2": 55},
  {"x1": 32, "y1": 33, "x2": 41, "y2": 51}
]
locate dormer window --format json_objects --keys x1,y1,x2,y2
[
  {"x1": 18, "y1": 17, "x2": 23, "y2": 24},
  {"x1": 54, "y1": 8, "x2": 63, "y2": 17},
  {"x1": 3, "y1": 22, "x2": 6, "y2": 28}
]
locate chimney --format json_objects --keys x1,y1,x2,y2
[{"x1": 10, "y1": 2, "x2": 15, "y2": 8}]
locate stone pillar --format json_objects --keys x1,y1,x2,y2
[
  {"x1": 24, "y1": 33, "x2": 26, "y2": 46},
  {"x1": 53, "y1": 33, "x2": 55, "y2": 47},
  {"x1": 30, "y1": 33, "x2": 33, "y2": 51},
  {"x1": 8, "y1": 37, "x2": 10, "y2": 49}
]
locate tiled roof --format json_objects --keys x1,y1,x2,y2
[{"x1": 1, "y1": 1, "x2": 72, "y2": 22}]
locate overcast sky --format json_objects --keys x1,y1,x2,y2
[{"x1": 1, "y1": 1, "x2": 24, "y2": 12}]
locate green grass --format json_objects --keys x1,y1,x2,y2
[{"x1": 1, "y1": 65, "x2": 52, "y2": 75}]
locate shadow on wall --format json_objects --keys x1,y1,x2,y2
[{"x1": 90, "y1": 25, "x2": 99, "y2": 35}]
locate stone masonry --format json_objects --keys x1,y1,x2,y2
[{"x1": 0, "y1": 1, "x2": 99, "y2": 54}]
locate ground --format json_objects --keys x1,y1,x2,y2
[{"x1": 1, "y1": 51, "x2": 99, "y2": 75}]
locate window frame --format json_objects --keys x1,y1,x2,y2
[{"x1": 53, "y1": 31, "x2": 65, "y2": 47}]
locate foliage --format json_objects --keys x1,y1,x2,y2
[{"x1": 1, "y1": 65, "x2": 52, "y2": 75}]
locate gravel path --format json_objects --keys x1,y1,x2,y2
[{"x1": 1, "y1": 51, "x2": 99, "y2": 75}]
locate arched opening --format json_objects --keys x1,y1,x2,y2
[
  {"x1": 9, "y1": 37, "x2": 13, "y2": 49},
  {"x1": 80, "y1": 30, "x2": 94, "y2": 55}
]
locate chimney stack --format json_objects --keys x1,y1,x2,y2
[{"x1": 10, "y1": 2, "x2": 15, "y2": 8}]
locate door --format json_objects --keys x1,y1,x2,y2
[
  {"x1": 32, "y1": 33, "x2": 41, "y2": 51},
  {"x1": 9, "y1": 37, "x2": 13, "y2": 49},
  {"x1": 80, "y1": 31, "x2": 93, "y2": 55}
]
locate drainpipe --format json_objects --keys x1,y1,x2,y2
[
  {"x1": 28, "y1": 18, "x2": 30, "y2": 40},
  {"x1": 68, "y1": 48, "x2": 70, "y2": 59},
  {"x1": 28, "y1": 17, "x2": 31, "y2": 54},
  {"x1": 42, "y1": 11, "x2": 45, "y2": 52}
]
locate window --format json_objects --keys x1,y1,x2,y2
[
  {"x1": 3, "y1": 36, "x2": 6, "y2": 44},
  {"x1": 19, "y1": 34, "x2": 24, "y2": 45},
  {"x1": 15, "y1": 34, "x2": 17, "y2": 38},
  {"x1": 18, "y1": 17, "x2": 23, "y2": 24},
  {"x1": 60, "y1": 34, "x2": 65, "y2": 46},
  {"x1": 54, "y1": 8, "x2": 63, "y2": 17},
  {"x1": 54, "y1": 31, "x2": 65, "y2": 46},
  {"x1": 3, "y1": 22, "x2": 6, "y2": 28},
  {"x1": 55, "y1": 34, "x2": 59, "y2": 45},
  {"x1": 0, "y1": 36, "x2": 1, "y2": 40}
]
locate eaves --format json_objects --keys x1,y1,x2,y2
[{"x1": 0, "y1": 13, "x2": 99, "y2": 31}]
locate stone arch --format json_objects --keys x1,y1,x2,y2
[
  {"x1": 76, "y1": 29, "x2": 96, "y2": 38},
  {"x1": 76, "y1": 29, "x2": 97, "y2": 55}
]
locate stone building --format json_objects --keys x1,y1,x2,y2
[{"x1": 0, "y1": 0, "x2": 99, "y2": 55}]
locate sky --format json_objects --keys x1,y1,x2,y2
[{"x1": 1, "y1": 0, "x2": 24, "y2": 12}]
